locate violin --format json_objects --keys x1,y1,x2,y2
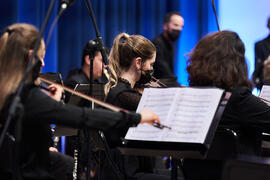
[{"x1": 134, "y1": 77, "x2": 167, "y2": 94}]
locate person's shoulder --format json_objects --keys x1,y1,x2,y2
[
  {"x1": 66, "y1": 69, "x2": 81, "y2": 79},
  {"x1": 109, "y1": 81, "x2": 129, "y2": 95},
  {"x1": 65, "y1": 68, "x2": 86, "y2": 87},
  {"x1": 231, "y1": 86, "x2": 251, "y2": 95},
  {"x1": 152, "y1": 34, "x2": 163, "y2": 44},
  {"x1": 107, "y1": 81, "x2": 135, "y2": 100},
  {"x1": 255, "y1": 35, "x2": 270, "y2": 46},
  {"x1": 229, "y1": 86, "x2": 253, "y2": 104}
]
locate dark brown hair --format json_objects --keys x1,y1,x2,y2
[
  {"x1": 163, "y1": 12, "x2": 182, "y2": 24},
  {"x1": 186, "y1": 30, "x2": 252, "y2": 90},
  {"x1": 0, "y1": 23, "x2": 40, "y2": 109}
]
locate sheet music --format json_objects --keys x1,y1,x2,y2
[
  {"x1": 260, "y1": 85, "x2": 270, "y2": 101},
  {"x1": 125, "y1": 87, "x2": 224, "y2": 144}
]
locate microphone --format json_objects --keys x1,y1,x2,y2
[
  {"x1": 88, "y1": 39, "x2": 98, "y2": 47},
  {"x1": 59, "y1": 0, "x2": 76, "y2": 15}
]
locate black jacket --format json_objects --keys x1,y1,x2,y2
[
  {"x1": 253, "y1": 35, "x2": 270, "y2": 89},
  {"x1": 100, "y1": 78, "x2": 155, "y2": 180},
  {"x1": 152, "y1": 34, "x2": 175, "y2": 79}
]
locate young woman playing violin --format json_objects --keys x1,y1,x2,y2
[
  {"x1": 105, "y1": 33, "x2": 156, "y2": 110},
  {"x1": 100, "y1": 33, "x2": 169, "y2": 180},
  {"x1": 0, "y1": 24, "x2": 160, "y2": 180}
]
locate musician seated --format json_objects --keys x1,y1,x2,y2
[
  {"x1": 99, "y1": 33, "x2": 170, "y2": 180},
  {"x1": 0, "y1": 23, "x2": 160, "y2": 180},
  {"x1": 183, "y1": 30, "x2": 270, "y2": 180},
  {"x1": 63, "y1": 39, "x2": 110, "y2": 180},
  {"x1": 64, "y1": 39, "x2": 108, "y2": 102}
]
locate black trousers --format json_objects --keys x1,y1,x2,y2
[{"x1": 49, "y1": 151, "x2": 74, "y2": 180}]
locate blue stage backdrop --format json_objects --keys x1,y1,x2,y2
[{"x1": 0, "y1": 0, "x2": 219, "y2": 85}]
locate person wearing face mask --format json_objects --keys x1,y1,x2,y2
[
  {"x1": 152, "y1": 12, "x2": 184, "y2": 80},
  {"x1": 97, "y1": 33, "x2": 169, "y2": 180}
]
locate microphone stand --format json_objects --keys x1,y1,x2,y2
[
  {"x1": 0, "y1": 0, "x2": 56, "y2": 179},
  {"x1": 84, "y1": 0, "x2": 109, "y2": 66},
  {"x1": 83, "y1": 1, "x2": 110, "y2": 180},
  {"x1": 211, "y1": 0, "x2": 220, "y2": 31}
]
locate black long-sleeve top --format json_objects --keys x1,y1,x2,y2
[
  {"x1": 253, "y1": 34, "x2": 270, "y2": 90},
  {"x1": 103, "y1": 78, "x2": 155, "y2": 180},
  {"x1": 219, "y1": 86, "x2": 270, "y2": 155},
  {"x1": 0, "y1": 83, "x2": 140, "y2": 179},
  {"x1": 152, "y1": 34, "x2": 175, "y2": 79},
  {"x1": 105, "y1": 78, "x2": 142, "y2": 147}
]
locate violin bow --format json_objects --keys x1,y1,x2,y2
[{"x1": 38, "y1": 76, "x2": 127, "y2": 113}]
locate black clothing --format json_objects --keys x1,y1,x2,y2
[
  {"x1": 64, "y1": 68, "x2": 108, "y2": 178},
  {"x1": 253, "y1": 34, "x2": 270, "y2": 89},
  {"x1": 105, "y1": 78, "x2": 142, "y2": 147},
  {"x1": 49, "y1": 151, "x2": 74, "y2": 180},
  {"x1": 64, "y1": 68, "x2": 107, "y2": 102},
  {"x1": 65, "y1": 68, "x2": 107, "y2": 88},
  {"x1": 183, "y1": 86, "x2": 270, "y2": 180},
  {"x1": 64, "y1": 68, "x2": 92, "y2": 157},
  {"x1": 65, "y1": 69, "x2": 89, "y2": 89},
  {"x1": 0, "y1": 83, "x2": 140, "y2": 180},
  {"x1": 101, "y1": 78, "x2": 168, "y2": 180},
  {"x1": 152, "y1": 34, "x2": 175, "y2": 79}
]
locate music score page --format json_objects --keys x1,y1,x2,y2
[
  {"x1": 125, "y1": 87, "x2": 224, "y2": 144},
  {"x1": 260, "y1": 85, "x2": 270, "y2": 101}
]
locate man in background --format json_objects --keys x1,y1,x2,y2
[
  {"x1": 152, "y1": 12, "x2": 184, "y2": 80},
  {"x1": 64, "y1": 40, "x2": 107, "y2": 179},
  {"x1": 65, "y1": 39, "x2": 107, "y2": 90},
  {"x1": 253, "y1": 17, "x2": 270, "y2": 90}
]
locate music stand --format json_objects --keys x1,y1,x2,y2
[
  {"x1": 118, "y1": 92, "x2": 231, "y2": 180},
  {"x1": 69, "y1": 83, "x2": 105, "y2": 108},
  {"x1": 54, "y1": 83, "x2": 105, "y2": 137}
]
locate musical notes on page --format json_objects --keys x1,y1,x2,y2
[
  {"x1": 260, "y1": 85, "x2": 270, "y2": 105},
  {"x1": 125, "y1": 87, "x2": 224, "y2": 144}
]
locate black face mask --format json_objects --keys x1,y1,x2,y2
[
  {"x1": 137, "y1": 69, "x2": 154, "y2": 85},
  {"x1": 167, "y1": 29, "x2": 181, "y2": 42}
]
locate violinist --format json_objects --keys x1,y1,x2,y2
[
  {"x1": 100, "y1": 33, "x2": 169, "y2": 180},
  {"x1": 0, "y1": 23, "x2": 160, "y2": 180}
]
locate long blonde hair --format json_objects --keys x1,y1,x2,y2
[
  {"x1": 105, "y1": 33, "x2": 156, "y2": 95},
  {"x1": 0, "y1": 23, "x2": 40, "y2": 110}
]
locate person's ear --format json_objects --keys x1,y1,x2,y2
[
  {"x1": 28, "y1": 50, "x2": 40, "y2": 63},
  {"x1": 163, "y1": 23, "x2": 168, "y2": 31},
  {"x1": 85, "y1": 55, "x2": 90, "y2": 65},
  {"x1": 135, "y1": 57, "x2": 142, "y2": 70},
  {"x1": 28, "y1": 50, "x2": 33, "y2": 59}
]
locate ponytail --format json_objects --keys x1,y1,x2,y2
[
  {"x1": 104, "y1": 32, "x2": 156, "y2": 96},
  {"x1": 105, "y1": 33, "x2": 129, "y2": 96}
]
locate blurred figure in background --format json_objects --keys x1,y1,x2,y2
[
  {"x1": 152, "y1": 12, "x2": 184, "y2": 83},
  {"x1": 252, "y1": 16, "x2": 270, "y2": 90}
]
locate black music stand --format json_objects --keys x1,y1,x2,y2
[
  {"x1": 54, "y1": 83, "x2": 105, "y2": 137},
  {"x1": 69, "y1": 83, "x2": 105, "y2": 108},
  {"x1": 118, "y1": 92, "x2": 231, "y2": 180}
]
